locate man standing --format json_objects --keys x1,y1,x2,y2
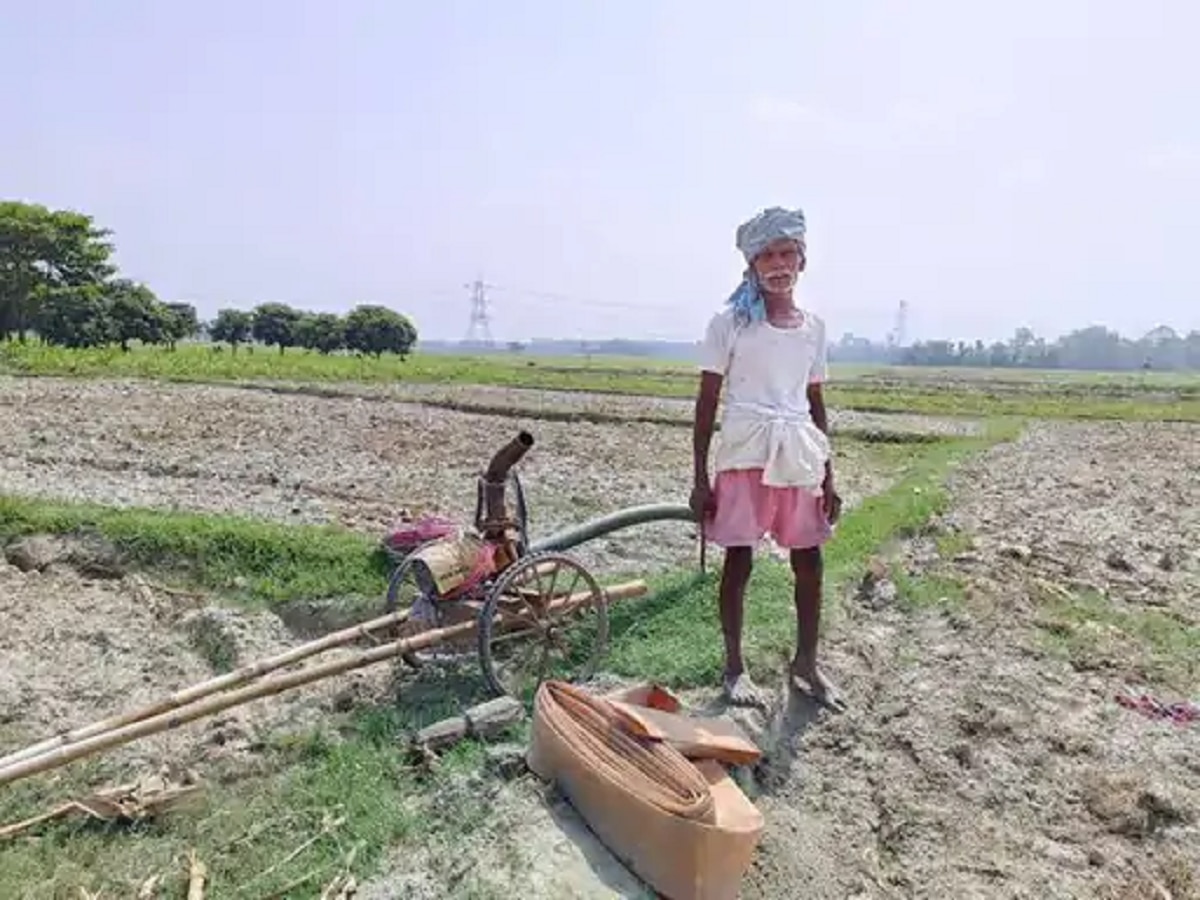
[{"x1": 690, "y1": 206, "x2": 843, "y2": 709}]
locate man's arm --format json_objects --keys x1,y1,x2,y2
[
  {"x1": 807, "y1": 315, "x2": 833, "y2": 481},
  {"x1": 694, "y1": 371, "x2": 723, "y2": 486},
  {"x1": 807, "y1": 382, "x2": 833, "y2": 477},
  {"x1": 808, "y1": 382, "x2": 840, "y2": 521},
  {"x1": 811, "y1": 384, "x2": 830, "y2": 475},
  {"x1": 806, "y1": 382, "x2": 828, "y2": 435}
]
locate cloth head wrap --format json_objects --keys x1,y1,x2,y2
[{"x1": 726, "y1": 206, "x2": 807, "y2": 325}]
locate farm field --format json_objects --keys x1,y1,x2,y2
[
  {"x1": 0, "y1": 376, "x2": 947, "y2": 577},
  {"x1": 5, "y1": 341, "x2": 1200, "y2": 421},
  {"x1": 0, "y1": 356, "x2": 1197, "y2": 899}
]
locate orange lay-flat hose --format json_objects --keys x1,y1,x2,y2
[{"x1": 534, "y1": 681, "x2": 714, "y2": 821}]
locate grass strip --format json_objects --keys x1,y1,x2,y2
[
  {"x1": 0, "y1": 711, "x2": 497, "y2": 899},
  {"x1": 0, "y1": 495, "x2": 390, "y2": 607},
  {"x1": 603, "y1": 435, "x2": 996, "y2": 686}
]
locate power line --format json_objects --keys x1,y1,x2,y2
[
  {"x1": 488, "y1": 283, "x2": 674, "y2": 314},
  {"x1": 489, "y1": 283, "x2": 878, "y2": 320},
  {"x1": 456, "y1": 278, "x2": 890, "y2": 342}
]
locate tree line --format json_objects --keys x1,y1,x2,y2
[
  {"x1": 206, "y1": 303, "x2": 416, "y2": 357},
  {"x1": 0, "y1": 201, "x2": 418, "y2": 357},
  {"x1": 836, "y1": 325, "x2": 1200, "y2": 372}
]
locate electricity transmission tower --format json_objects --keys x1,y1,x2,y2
[
  {"x1": 464, "y1": 278, "x2": 495, "y2": 347},
  {"x1": 886, "y1": 300, "x2": 909, "y2": 351}
]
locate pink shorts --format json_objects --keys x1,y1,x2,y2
[{"x1": 704, "y1": 468, "x2": 832, "y2": 550}]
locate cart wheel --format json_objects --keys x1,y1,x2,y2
[
  {"x1": 477, "y1": 552, "x2": 609, "y2": 700},
  {"x1": 384, "y1": 543, "x2": 448, "y2": 669}
]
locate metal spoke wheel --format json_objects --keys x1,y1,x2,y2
[
  {"x1": 384, "y1": 542, "x2": 475, "y2": 668},
  {"x1": 477, "y1": 552, "x2": 609, "y2": 701}
]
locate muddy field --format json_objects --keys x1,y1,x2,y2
[
  {"x1": 2, "y1": 375, "x2": 1197, "y2": 898},
  {"x1": 0, "y1": 376, "x2": 933, "y2": 574}
]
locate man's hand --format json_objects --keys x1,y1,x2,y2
[
  {"x1": 822, "y1": 473, "x2": 842, "y2": 525},
  {"x1": 690, "y1": 480, "x2": 716, "y2": 522}
]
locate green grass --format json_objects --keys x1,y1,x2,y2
[
  {"x1": 0, "y1": 429, "x2": 1003, "y2": 896},
  {"x1": 830, "y1": 386, "x2": 1200, "y2": 421},
  {"x1": 1032, "y1": 587, "x2": 1200, "y2": 691},
  {"x1": 934, "y1": 528, "x2": 976, "y2": 560},
  {"x1": 850, "y1": 363, "x2": 1200, "y2": 390},
  {"x1": 603, "y1": 435, "x2": 992, "y2": 685},
  {"x1": 1, "y1": 341, "x2": 697, "y2": 397},
  {"x1": 0, "y1": 495, "x2": 390, "y2": 607},
  {"x1": 891, "y1": 569, "x2": 967, "y2": 612},
  {"x1": 5, "y1": 341, "x2": 1200, "y2": 422},
  {"x1": 0, "y1": 707, "x2": 499, "y2": 899}
]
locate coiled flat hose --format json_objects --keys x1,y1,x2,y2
[{"x1": 533, "y1": 680, "x2": 714, "y2": 821}]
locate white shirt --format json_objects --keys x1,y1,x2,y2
[{"x1": 698, "y1": 308, "x2": 831, "y2": 490}]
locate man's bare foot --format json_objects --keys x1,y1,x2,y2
[
  {"x1": 723, "y1": 672, "x2": 768, "y2": 708},
  {"x1": 790, "y1": 660, "x2": 846, "y2": 711}
]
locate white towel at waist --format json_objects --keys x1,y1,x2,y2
[{"x1": 713, "y1": 401, "x2": 830, "y2": 490}]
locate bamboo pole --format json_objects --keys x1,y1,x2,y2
[
  {"x1": 0, "y1": 802, "x2": 80, "y2": 840},
  {"x1": 0, "y1": 606, "x2": 416, "y2": 771},
  {"x1": 0, "y1": 580, "x2": 645, "y2": 787},
  {"x1": 186, "y1": 849, "x2": 207, "y2": 900}
]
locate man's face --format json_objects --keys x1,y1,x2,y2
[{"x1": 752, "y1": 238, "x2": 805, "y2": 294}]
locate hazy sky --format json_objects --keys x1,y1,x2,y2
[{"x1": 4, "y1": 1, "x2": 1198, "y2": 345}]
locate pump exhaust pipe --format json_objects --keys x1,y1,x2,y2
[
  {"x1": 476, "y1": 431, "x2": 534, "y2": 532},
  {"x1": 485, "y1": 430, "x2": 534, "y2": 484}
]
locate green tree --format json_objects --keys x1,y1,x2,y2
[
  {"x1": 295, "y1": 312, "x2": 346, "y2": 355},
  {"x1": 34, "y1": 285, "x2": 113, "y2": 348},
  {"x1": 0, "y1": 201, "x2": 116, "y2": 341},
  {"x1": 251, "y1": 302, "x2": 302, "y2": 354},
  {"x1": 1186, "y1": 331, "x2": 1200, "y2": 370},
  {"x1": 163, "y1": 302, "x2": 201, "y2": 350},
  {"x1": 343, "y1": 305, "x2": 417, "y2": 358},
  {"x1": 108, "y1": 279, "x2": 171, "y2": 351},
  {"x1": 208, "y1": 308, "x2": 253, "y2": 352}
]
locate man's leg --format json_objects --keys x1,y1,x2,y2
[
  {"x1": 719, "y1": 546, "x2": 762, "y2": 706},
  {"x1": 789, "y1": 546, "x2": 842, "y2": 707}
]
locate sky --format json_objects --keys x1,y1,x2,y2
[{"x1": 3, "y1": 0, "x2": 1198, "y2": 346}]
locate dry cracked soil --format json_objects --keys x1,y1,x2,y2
[{"x1": 2, "y1": 377, "x2": 1198, "y2": 898}]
